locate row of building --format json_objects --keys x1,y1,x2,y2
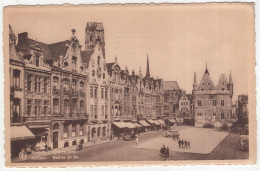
[{"x1": 9, "y1": 22, "x2": 245, "y2": 156}]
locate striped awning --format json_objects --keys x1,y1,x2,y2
[
  {"x1": 138, "y1": 120, "x2": 151, "y2": 127},
  {"x1": 11, "y1": 125, "x2": 35, "y2": 141},
  {"x1": 153, "y1": 120, "x2": 161, "y2": 126},
  {"x1": 112, "y1": 122, "x2": 129, "y2": 129}
]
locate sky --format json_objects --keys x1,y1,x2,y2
[{"x1": 7, "y1": 4, "x2": 255, "y2": 100}]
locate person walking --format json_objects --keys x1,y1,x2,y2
[
  {"x1": 187, "y1": 141, "x2": 190, "y2": 149},
  {"x1": 178, "y1": 140, "x2": 181, "y2": 148},
  {"x1": 166, "y1": 147, "x2": 169, "y2": 159},
  {"x1": 184, "y1": 140, "x2": 187, "y2": 149},
  {"x1": 135, "y1": 136, "x2": 139, "y2": 146}
]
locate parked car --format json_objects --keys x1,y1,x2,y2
[
  {"x1": 220, "y1": 123, "x2": 231, "y2": 131},
  {"x1": 203, "y1": 123, "x2": 214, "y2": 128},
  {"x1": 123, "y1": 134, "x2": 136, "y2": 141},
  {"x1": 239, "y1": 135, "x2": 249, "y2": 151},
  {"x1": 163, "y1": 130, "x2": 180, "y2": 138}
]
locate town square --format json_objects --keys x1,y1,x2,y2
[{"x1": 5, "y1": 4, "x2": 253, "y2": 164}]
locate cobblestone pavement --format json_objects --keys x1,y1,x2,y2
[{"x1": 18, "y1": 126, "x2": 248, "y2": 162}]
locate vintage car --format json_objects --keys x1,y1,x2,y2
[
  {"x1": 239, "y1": 135, "x2": 249, "y2": 151},
  {"x1": 123, "y1": 134, "x2": 136, "y2": 141},
  {"x1": 163, "y1": 130, "x2": 180, "y2": 139}
]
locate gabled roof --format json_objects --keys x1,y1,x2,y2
[
  {"x1": 48, "y1": 41, "x2": 68, "y2": 60},
  {"x1": 216, "y1": 74, "x2": 228, "y2": 91},
  {"x1": 197, "y1": 73, "x2": 216, "y2": 91},
  {"x1": 80, "y1": 49, "x2": 94, "y2": 67},
  {"x1": 163, "y1": 81, "x2": 180, "y2": 90},
  {"x1": 106, "y1": 62, "x2": 114, "y2": 72}
]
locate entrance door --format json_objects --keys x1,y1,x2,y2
[{"x1": 53, "y1": 132, "x2": 59, "y2": 149}]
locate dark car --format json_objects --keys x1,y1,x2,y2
[{"x1": 203, "y1": 123, "x2": 214, "y2": 128}]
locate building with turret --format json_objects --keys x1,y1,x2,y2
[{"x1": 192, "y1": 64, "x2": 233, "y2": 127}]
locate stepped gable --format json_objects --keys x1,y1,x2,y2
[{"x1": 216, "y1": 74, "x2": 229, "y2": 91}]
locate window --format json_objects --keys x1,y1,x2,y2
[
  {"x1": 27, "y1": 75, "x2": 32, "y2": 91},
  {"x1": 103, "y1": 73, "x2": 105, "y2": 79},
  {"x1": 91, "y1": 105, "x2": 94, "y2": 117},
  {"x1": 72, "y1": 56, "x2": 77, "y2": 70},
  {"x1": 101, "y1": 105, "x2": 104, "y2": 116},
  {"x1": 53, "y1": 98, "x2": 59, "y2": 114},
  {"x1": 38, "y1": 77, "x2": 41, "y2": 92},
  {"x1": 90, "y1": 86, "x2": 93, "y2": 98},
  {"x1": 222, "y1": 88, "x2": 224, "y2": 91},
  {"x1": 72, "y1": 125, "x2": 76, "y2": 137},
  {"x1": 198, "y1": 100, "x2": 202, "y2": 106},
  {"x1": 13, "y1": 69, "x2": 20, "y2": 88},
  {"x1": 63, "y1": 125, "x2": 68, "y2": 139},
  {"x1": 213, "y1": 100, "x2": 216, "y2": 106},
  {"x1": 79, "y1": 124, "x2": 83, "y2": 136},
  {"x1": 213, "y1": 112, "x2": 216, "y2": 116},
  {"x1": 221, "y1": 113, "x2": 224, "y2": 119},
  {"x1": 80, "y1": 100, "x2": 84, "y2": 114},
  {"x1": 71, "y1": 80, "x2": 76, "y2": 92},
  {"x1": 53, "y1": 77, "x2": 58, "y2": 90},
  {"x1": 111, "y1": 105, "x2": 114, "y2": 116},
  {"x1": 64, "y1": 99, "x2": 69, "y2": 115},
  {"x1": 92, "y1": 70, "x2": 95, "y2": 76},
  {"x1": 94, "y1": 105, "x2": 97, "y2": 119},
  {"x1": 94, "y1": 87, "x2": 98, "y2": 98},
  {"x1": 72, "y1": 99, "x2": 77, "y2": 114},
  {"x1": 35, "y1": 100, "x2": 41, "y2": 116},
  {"x1": 80, "y1": 82, "x2": 84, "y2": 92},
  {"x1": 63, "y1": 79, "x2": 69, "y2": 90},
  {"x1": 27, "y1": 100, "x2": 32, "y2": 116},
  {"x1": 105, "y1": 105, "x2": 108, "y2": 119},
  {"x1": 105, "y1": 89, "x2": 108, "y2": 99},
  {"x1": 198, "y1": 113, "x2": 202, "y2": 116},
  {"x1": 35, "y1": 76, "x2": 38, "y2": 92},
  {"x1": 35, "y1": 54, "x2": 40, "y2": 67},
  {"x1": 221, "y1": 100, "x2": 225, "y2": 106},
  {"x1": 44, "y1": 100, "x2": 48, "y2": 115},
  {"x1": 101, "y1": 88, "x2": 104, "y2": 99},
  {"x1": 44, "y1": 78, "x2": 48, "y2": 93},
  {"x1": 97, "y1": 56, "x2": 100, "y2": 66}
]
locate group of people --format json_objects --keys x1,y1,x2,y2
[
  {"x1": 160, "y1": 145, "x2": 169, "y2": 160},
  {"x1": 178, "y1": 139, "x2": 190, "y2": 149}
]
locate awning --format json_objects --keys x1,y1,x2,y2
[
  {"x1": 30, "y1": 128, "x2": 49, "y2": 137},
  {"x1": 132, "y1": 122, "x2": 143, "y2": 128},
  {"x1": 11, "y1": 125, "x2": 35, "y2": 141},
  {"x1": 138, "y1": 120, "x2": 151, "y2": 127},
  {"x1": 125, "y1": 122, "x2": 136, "y2": 129},
  {"x1": 157, "y1": 119, "x2": 166, "y2": 125},
  {"x1": 153, "y1": 120, "x2": 161, "y2": 126},
  {"x1": 112, "y1": 122, "x2": 128, "y2": 129},
  {"x1": 168, "y1": 119, "x2": 176, "y2": 123}
]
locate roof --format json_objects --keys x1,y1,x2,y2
[
  {"x1": 81, "y1": 49, "x2": 94, "y2": 66},
  {"x1": 163, "y1": 81, "x2": 180, "y2": 90},
  {"x1": 48, "y1": 41, "x2": 68, "y2": 60},
  {"x1": 216, "y1": 74, "x2": 228, "y2": 91},
  {"x1": 197, "y1": 72, "x2": 216, "y2": 91},
  {"x1": 106, "y1": 62, "x2": 114, "y2": 72}
]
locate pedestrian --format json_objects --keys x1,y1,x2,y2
[
  {"x1": 166, "y1": 147, "x2": 169, "y2": 159},
  {"x1": 187, "y1": 141, "x2": 190, "y2": 149},
  {"x1": 181, "y1": 140, "x2": 184, "y2": 149},
  {"x1": 178, "y1": 140, "x2": 181, "y2": 148},
  {"x1": 184, "y1": 140, "x2": 187, "y2": 149},
  {"x1": 135, "y1": 136, "x2": 139, "y2": 146}
]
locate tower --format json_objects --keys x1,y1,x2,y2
[
  {"x1": 193, "y1": 72, "x2": 198, "y2": 92},
  {"x1": 146, "y1": 54, "x2": 150, "y2": 77},
  {"x1": 85, "y1": 22, "x2": 105, "y2": 52}
]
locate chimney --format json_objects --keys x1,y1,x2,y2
[{"x1": 18, "y1": 32, "x2": 28, "y2": 43}]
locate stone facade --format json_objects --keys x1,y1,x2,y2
[{"x1": 192, "y1": 66, "x2": 233, "y2": 127}]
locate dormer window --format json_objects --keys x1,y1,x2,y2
[{"x1": 35, "y1": 54, "x2": 40, "y2": 67}]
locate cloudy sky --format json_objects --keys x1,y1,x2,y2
[{"x1": 7, "y1": 4, "x2": 255, "y2": 100}]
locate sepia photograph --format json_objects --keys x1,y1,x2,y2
[{"x1": 4, "y1": 3, "x2": 256, "y2": 166}]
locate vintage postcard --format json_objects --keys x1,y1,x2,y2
[{"x1": 4, "y1": 3, "x2": 256, "y2": 167}]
